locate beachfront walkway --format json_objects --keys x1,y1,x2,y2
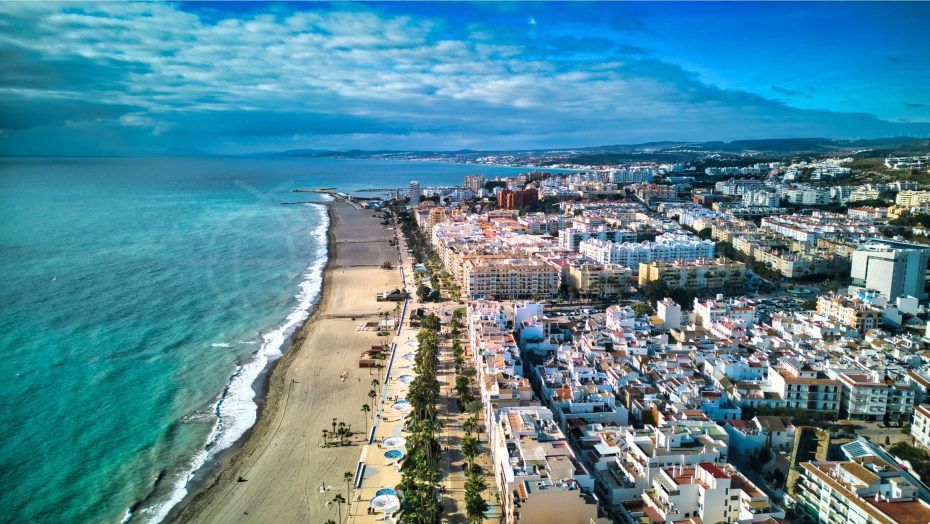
[
  {"x1": 346, "y1": 325, "x2": 418, "y2": 522},
  {"x1": 347, "y1": 216, "x2": 498, "y2": 523},
  {"x1": 346, "y1": 214, "x2": 417, "y2": 523}
]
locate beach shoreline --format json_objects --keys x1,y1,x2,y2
[
  {"x1": 172, "y1": 200, "x2": 401, "y2": 524},
  {"x1": 162, "y1": 202, "x2": 336, "y2": 523}
]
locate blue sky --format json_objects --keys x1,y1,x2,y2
[{"x1": 0, "y1": 1, "x2": 928, "y2": 155}]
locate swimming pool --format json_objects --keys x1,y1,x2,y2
[{"x1": 384, "y1": 449, "x2": 404, "y2": 460}]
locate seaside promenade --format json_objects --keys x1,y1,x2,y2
[
  {"x1": 346, "y1": 211, "x2": 420, "y2": 523},
  {"x1": 177, "y1": 201, "x2": 402, "y2": 524},
  {"x1": 347, "y1": 215, "x2": 497, "y2": 523}
]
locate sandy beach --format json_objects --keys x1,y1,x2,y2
[{"x1": 174, "y1": 200, "x2": 402, "y2": 524}]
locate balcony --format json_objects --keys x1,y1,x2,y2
[{"x1": 643, "y1": 489, "x2": 679, "y2": 518}]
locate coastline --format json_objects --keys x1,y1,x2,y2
[
  {"x1": 160, "y1": 202, "x2": 335, "y2": 523},
  {"x1": 172, "y1": 200, "x2": 401, "y2": 524}
]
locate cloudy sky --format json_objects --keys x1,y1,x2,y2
[{"x1": 1, "y1": 1, "x2": 929, "y2": 155}]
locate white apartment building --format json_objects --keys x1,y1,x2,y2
[
  {"x1": 408, "y1": 180, "x2": 421, "y2": 204},
  {"x1": 491, "y1": 406, "x2": 605, "y2": 524},
  {"x1": 851, "y1": 239, "x2": 930, "y2": 300},
  {"x1": 850, "y1": 187, "x2": 881, "y2": 202},
  {"x1": 565, "y1": 262, "x2": 631, "y2": 299},
  {"x1": 742, "y1": 189, "x2": 780, "y2": 208},
  {"x1": 761, "y1": 212, "x2": 877, "y2": 245},
  {"x1": 463, "y1": 257, "x2": 560, "y2": 300},
  {"x1": 657, "y1": 298, "x2": 682, "y2": 330},
  {"x1": 558, "y1": 227, "x2": 637, "y2": 251},
  {"x1": 518, "y1": 213, "x2": 554, "y2": 234},
  {"x1": 633, "y1": 462, "x2": 783, "y2": 523},
  {"x1": 896, "y1": 190, "x2": 930, "y2": 207},
  {"x1": 911, "y1": 404, "x2": 930, "y2": 450},
  {"x1": 836, "y1": 371, "x2": 915, "y2": 422},
  {"x1": 464, "y1": 174, "x2": 486, "y2": 194},
  {"x1": 600, "y1": 423, "x2": 729, "y2": 506},
  {"x1": 676, "y1": 208, "x2": 729, "y2": 230},
  {"x1": 767, "y1": 363, "x2": 841, "y2": 414},
  {"x1": 609, "y1": 168, "x2": 654, "y2": 184},
  {"x1": 578, "y1": 234, "x2": 714, "y2": 269},
  {"x1": 693, "y1": 295, "x2": 756, "y2": 328},
  {"x1": 779, "y1": 187, "x2": 832, "y2": 205},
  {"x1": 886, "y1": 155, "x2": 930, "y2": 170},
  {"x1": 638, "y1": 258, "x2": 747, "y2": 292},
  {"x1": 796, "y1": 460, "x2": 930, "y2": 524}
]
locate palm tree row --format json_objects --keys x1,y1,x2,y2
[
  {"x1": 321, "y1": 417, "x2": 353, "y2": 447},
  {"x1": 449, "y1": 307, "x2": 488, "y2": 524},
  {"x1": 358, "y1": 378, "x2": 380, "y2": 433},
  {"x1": 464, "y1": 470, "x2": 488, "y2": 524},
  {"x1": 450, "y1": 308, "x2": 467, "y2": 375},
  {"x1": 398, "y1": 315, "x2": 443, "y2": 524}
]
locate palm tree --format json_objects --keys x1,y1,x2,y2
[
  {"x1": 322, "y1": 429, "x2": 329, "y2": 447},
  {"x1": 343, "y1": 471, "x2": 354, "y2": 498},
  {"x1": 462, "y1": 434, "x2": 480, "y2": 472},
  {"x1": 331, "y1": 417, "x2": 338, "y2": 436},
  {"x1": 371, "y1": 378, "x2": 380, "y2": 396},
  {"x1": 466, "y1": 399, "x2": 484, "y2": 440},
  {"x1": 464, "y1": 472, "x2": 488, "y2": 524},
  {"x1": 462, "y1": 416, "x2": 477, "y2": 437},
  {"x1": 360, "y1": 404, "x2": 371, "y2": 432},
  {"x1": 368, "y1": 389, "x2": 377, "y2": 405},
  {"x1": 332, "y1": 493, "x2": 346, "y2": 523}
]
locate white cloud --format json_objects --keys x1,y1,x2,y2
[{"x1": 0, "y1": 2, "x2": 926, "y2": 153}]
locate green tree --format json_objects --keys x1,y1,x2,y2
[
  {"x1": 632, "y1": 302, "x2": 655, "y2": 316},
  {"x1": 455, "y1": 375, "x2": 472, "y2": 398},
  {"x1": 462, "y1": 434, "x2": 481, "y2": 472},
  {"x1": 343, "y1": 471, "x2": 354, "y2": 498},
  {"x1": 466, "y1": 399, "x2": 484, "y2": 440},
  {"x1": 421, "y1": 314, "x2": 441, "y2": 332},
  {"x1": 464, "y1": 471, "x2": 488, "y2": 524},
  {"x1": 463, "y1": 416, "x2": 477, "y2": 437},
  {"x1": 360, "y1": 404, "x2": 371, "y2": 432}
]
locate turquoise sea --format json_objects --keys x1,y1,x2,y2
[{"x1": 0, "y1": 157, "x2": 531, "y2": 523}]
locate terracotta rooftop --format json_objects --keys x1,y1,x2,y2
[{"x1": 866, "y1": 495, "x2": 930, "y2": 524}]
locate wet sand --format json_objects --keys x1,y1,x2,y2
[{"x1": 174, "y1": 200, "x2": 401, "y2": 524}]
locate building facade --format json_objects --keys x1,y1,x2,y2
[
  {"x1": 638, "y1": 259, "x2": 747, "y2": 292},
  {"x1": 850, "y1": 240, "x2": 930, "y2": 300}
]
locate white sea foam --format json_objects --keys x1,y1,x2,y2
[
  {"x1": 210, "y1": 342, "x2": 232, "y2": 348},
  {"x1": 133, "y1": 203, "x2": 330, "y2": 524}
]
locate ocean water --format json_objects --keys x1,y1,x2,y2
[{"x1": 0, "y1": 157, "x2": 530, "y2": 523}]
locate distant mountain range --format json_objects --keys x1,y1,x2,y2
[{"x1": 270, "y1": 137, "x2": 930, "y2": 164}]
